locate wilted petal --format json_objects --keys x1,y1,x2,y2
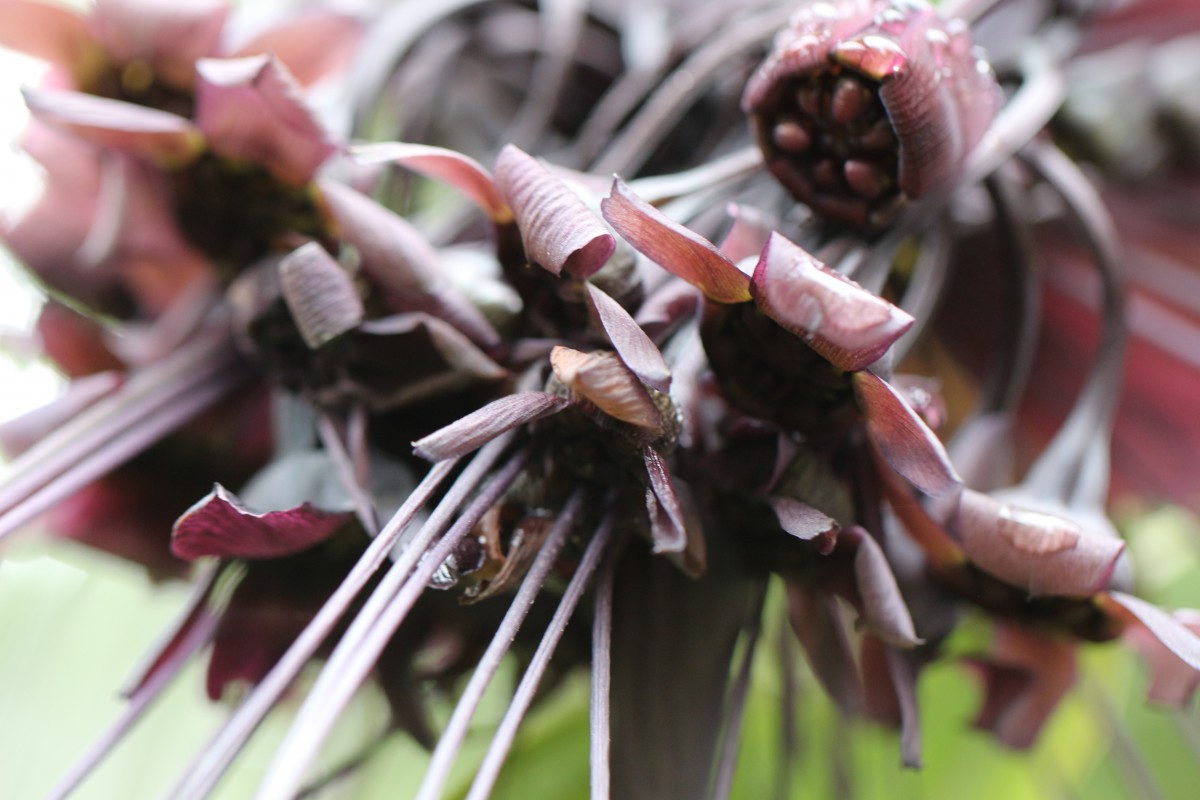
[
  {"x1": 171, "y1": 483, "x2": 351, "y2": 561},
  {"x1": 742, "y1": 0, "x2": 1001, "y2": 227},
  {"x1": 23, "y1": 88, "x2": 203, "y2": 166},
  {"x1": 585, "y1": 283, "x2": 670, "y2": 392},
  {"x1": 195, "y1": 55, "x2": 335, "y2": 185},
  {"x1": 0, "y1": 0, "x2": 98, "y2": 75},
  {"x1": 853, "y1": 370, "x2": 960, "y2": 497},
  {"x1": 1102, "y1": 592, "x2": 1200, "y2": 674},
  {"x1": 278, "y1": 243, "x2": 364, "y2": 348},
  {"x1": 952, "y1": 490, "x2": 1124, "y2": 597},
  {"x1": 550, "y1": 346, "x2": 663, "y2": 435},
  {"x1": 752, "y1": 233, "x2": 913, "y2": 371},
  {"x1": 413, "y1": 392, "x2": 569, "y2": 461},
  {"x1": 232, "y1": 11, "x2": 363, "y2": 86},
  {"x1": 494, "y1": 144, "x2": 614, "y2": 278},
  {"x1": 89, "y1": 0, "x2": 229, "y2": 88},
  {"x1": 351, "y1": 142, "x2": 511, "y2": 222},
  {"x1": 787, "y1": 584, "x2": 863, "y2": 714},
  {"x1": 643, "y1": 446, "x2": 686, "y2": 554},
  {"x1": 968, "y1": 624, "x2": 1078, "y2": 749},
  {"x1": 768, "y1": 497, "x2": 839, "y2": 554},
  {"x1": 602, "y1": 178, "x2": 751, "y2": 303},
  {"x1": 844, "y1": 526, "x2": 921, "y2": 648}
]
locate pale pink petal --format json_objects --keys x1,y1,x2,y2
[
  {"x1": 768, "y1": 497, "x2": 839, "y2": 554},
  {"x1": 89, "y1": 0, "x2": 228, "y2": 88},
  {"x1": 494, "y1": 144, "x2": 614, "y2": 279},
  {"x1": 1104, "y1": 592, "x2": 1200, "y2": 674},
  {"x1": 550, "y1": 346, "x2": 664, "y2": 434},
  {"x1": 351, "y1": 142, "x2": 510, "y2": 222},
  {"x1": 718, "y1": 203, "x2": 775, "y2": 264},
  {"x1": 23, "y1": 88, "x2": 203, "y2": 165},
  {"x1": 752, "y1": 233, "x2": 912, "y2": 371},
  {"x1": 643, "y1": 446, "x2": 686, "y2": 554},
  {"x1": 1123, "y1": 608, "x2": 1200, "y2": 706},
  {"x1": 585, "y1": 283, "x2": 670, "y2": 392},
  {"x1": 171, "y1": 483, "x2": 351, "y2": 561},
  {"x1": 0, "y1": 0, "x2": 98, "y2": 75},
  {"x1": 602, "y1": 178, "x2": 751, "y2": 304},
  {"x1": 412, "y1": 392, "x2": 569, "y2": 461},
  {"x1": 232, "y1": 11, "x2": 363, "y2": 86},
  {"x1": 853, "y1": 370, "x2": 961, "y2": 498},
  {"x1": 278, "y1": 243, "x2": 364, "y2": 348},
  {"x1": 195, "y1": 55, "x2": 335, "y2": 185},
  {"x1": 952, "y1": 490, "x2": 1124, "y2": 597}
]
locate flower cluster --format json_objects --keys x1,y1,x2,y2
[{"x1": 2, "y1": 0, "x2": 1200, "y2": 798}]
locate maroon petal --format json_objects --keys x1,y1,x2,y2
[
  {"x1": 232, "y1": 11, "x2": 364, "y2": 86},
  {"x1": 0, "y1": 0, "x2": 96, "y2": 74},
  {"x1": 23, "y1": 88, "x2": 203, "y2": 165},
  {"x1": 88, "y1": 0, "x2": 229, "y2": 89},
  {"x1": 768, "y1": 497, "x2": 839, "y2": 554},
  {"x1": 494, "y1": 144, "x2": 614, "y2": 278},
  {"x1": 278, "y1": 243, "x2": 364, "y2": 348},
  {"x1": 550, "y1": 346, "x2": 664, "y2": 434},
  {"x1": 718, "y1": 203, "x2": 775, "y2": 263},
  {"x1": 643, "y1": 446, "x2": 686, "y2": 554},
  {"x1": 786, "y1": 584, "x2": 863, "y2": 714},
  {"x1": 412, "y1": 392, "x2": 569, "y2": 461},
  {"x1": 752, "y1": 233, "x2": 913, "y2": 371},
  {"x1": 602, "y1": 178, "x2": 751, "y2": 303},
  {"x1": 585, "y1": 283, "x2": 671, "y2": 392},
  {"x1": 171, "y1": 484, "x2": 351, "y2": 561},
  {"x1": 195, "y1": 55, "x2": 335, "y2": 185},
  {"x1": 351, "y1": 142, "x2": 511, "y2": 222},
  {"x1": 854, "y1": 370, "x2": 960, "y2": 498},
  {"x1": 951, "y1": 490, "x2": 1125, "y2": 597},
  {"x1": 844, "y1": 526, "x2": 921, "y2": 648}
]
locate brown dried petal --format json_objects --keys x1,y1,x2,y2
[{"x1": 550, "y1": 346, "x2": 664, "y2": 435}]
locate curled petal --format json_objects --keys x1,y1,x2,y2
[
  {"x1": 718, "y1": 203, "x2": 775, "y2": 263},
  {"x1": 550, "y1": 346, "x2": 664, "y2": 435},
  {"x1": 1102, "y1": 592, "x2": 1200, "y2": 675},
  {"x1": 602, "y1": 178, "x2": 751, "y2": 303},
  {"x1": 853, "y1": 370, "x2": 960, "y2": 497},
  {"x1": 232, "y1": 11, "x2": 364, "y2": 86},
  {"x1": 195, "y1": 55, "x2": 335, "y2": 185},
  {"x1": 585, "y1": 283, "x2": 671, "y2": 392},
  {"x1": 171, "y1": 484, "x2": 351, "y2": 561},
  {"x1": 643, "y1": 447, "x2": 687, "y2": 555},
  {"x1": 278, "y1": 243, "x2": 364, "y2": 349},
  {"x1": 351, "y1": 142, "x2": 510, "y2": 222},
  {"x1": 844, "y1": 526, "x2": 922, "y2": 648},
  {"x1": 413, "y1": 392, "x2": 568, "y2": 461},
  {"x1": 952, "y1": 490, "x2": 1124, "y2": 597},
  {"x1": 752, "y1": 233, "x2": 913, "y2": 371},
  {"x1": 23, "y1": 89, "x2": 203, "y2": 166},
  {"x1": 742, "y1": 0, "x2": 1001, "y2": 227},
  {"x1": 88, "y1": 0, "x2": 229, "y2": 88},
  {"x1": 494, "y1": 144, "x2": 614, "y2": 278},
  {"x1": 768, "y1": 497, "x2": 839, "y2": 554},
  {"x1": 1123, "y1": 607, "x2": 1200, "y2": 706}
]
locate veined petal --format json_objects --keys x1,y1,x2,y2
[
  {"x1": 751, "y1": 232, "x2": 912, "y2": 371},
  {"x1": 278, "y1": 243, "x2": 364, "y2": 349},
  {"x1": 23, "y1": 88, "x2": 203, "y2": 166},
  {"x1": 494, "y1": 144, "x2": 614, "y2": 278},
  {"x1": 550, "y1": 346, "x2": 664, "y2": 435},
  {"x1": 412, "y1": 392, "x2": 569, "y2": 461},
  {"x1": 351, "y1": 142, "x2": 511, "y2": 223},
  {"x1": 602, "y1": 178, "x2": 751, "y2": 303},
  {"x1": 585, "y1": 283, "x2": 671, "y2": 392},
  {"x1": 89, "y1": 0, "x2": 228, "y2": 88},
  {"x1": 171, "y1": 483, "x2": 351, "y2": 561},
  {"x1": 0, "y1": 0, "x2": 100, "y2": 78},
  {"x1": 232, "y1": 11, "x2": 364, "y2": 86},
  {"x1": 195, "y1": 55, "x2": 335, "y2": 185},
  {"x1": 952, "y1": 490, "x2": 1124, "y2": 597},
  {"x1": 853, "y1": 370, "x2": 960, "y2": 498}
]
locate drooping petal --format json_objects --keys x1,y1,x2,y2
[
  {"x1": 853, "y1": 370, "x2": 961, "y2": 498},
  {"x1": 1101, "y1": 592, "x2": 1200, "y2": 674},
  {"x1": 23, "y1": 88, "x2": 203, "y2": 166},
  {"x1": 351, "y1": 142, "x2": 511, "y2": 222},
  {"x1": 1121, "y1": 607, "x2": 1200, "y2": 706},
  {"x1": 602, "y1": 177, "x2": 751, "y2": 303},
  {"x1": 550, "y1": 346, "x2": 664, "y2": 435},
  {"x1": 232, "y1": 11, "x2": 364, "y2": 86},
  {"x1": 171, "y1": 483, "x2": 352, "y2": 561},
  {"x1": 786, "y1": 583, "x2": 863, "y2": 714},
  {"x1": 768, "y1": 497, "x2": 839, "y2": 554},
  {"x1": 843, "y1": 526, "x2": 922, "y2": 648},
  {"x1": 278, "y1": 243, "x2": 364, "y2": 349},
  {"x1": 951, "y1": 490, "x2": 1124, "y2": 597},
  {"x1": 585, "y1": 283, "x2": 671, "y2": 392},
  {"x1": 493, "y1": 144, "x2": 614, "y2": 278},
  {"x1": 194, "y1": 55, "x2": 335, "y2": 185},
  {"x1": 643, "y1": 446, "x2": 686, "y2": 554},
  {"x1": 752, "y1": 233, "x2": 913, "y2": 371},
  {"x1": 412, "y1": 392, "x2": 569, "y2": 461},
  {"x1": 0, "y1": 0, "x2": 100, "y2": 77},
  {"x1": 89, "y1": 0, "x2": 229, "y2": 88}
]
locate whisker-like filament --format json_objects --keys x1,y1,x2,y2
[{"x1": 590, "y1": 533, "x2": 618, "y2": 800}]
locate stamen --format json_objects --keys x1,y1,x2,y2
[
  {"x1": 465, "y1": 507, "x2": 618, "y2": 800},
  {"x1": 412, "y1": 490, "x2": 586, "y2": 800}
]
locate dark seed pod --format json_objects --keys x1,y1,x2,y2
[{"x1": 743, "y1": 0, "x2": 1002, "y2": 228}]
